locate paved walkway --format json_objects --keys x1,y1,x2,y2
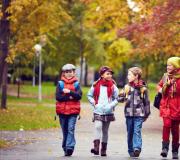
[{"x1": 0, "y1": 103, "x2": 173, "y2": 160}]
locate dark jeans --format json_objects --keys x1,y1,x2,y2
[
  {"x1": 126, "y1": 117, "x2": 144, "y2": 155},
  {"x1": 59, "y1": 114, "x2": 78, "y2": 152}
]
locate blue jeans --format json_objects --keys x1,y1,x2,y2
[
  {"x1": 59, "y1": 114, "x2": 78, "y2": 152},
  {"x1": 126, "y1": 117, "x2": 144, "y2": 155}
]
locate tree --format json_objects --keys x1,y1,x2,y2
[
  {"x1": 0, "y1": 0, "x2": 69, "y2": 109},
  {"x1": 117, "y1": 0, "x2": 180, "y2": 58},
  {"x1": 0, "y1": 0, "x2": 11, "y2": 109}
]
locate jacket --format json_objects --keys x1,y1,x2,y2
[{"x1": 87, "y1": 84, "x2": 119, "y2": 115}]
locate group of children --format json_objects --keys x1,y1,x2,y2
[{"x1": 55, "y1": 57, "x2": 180, "y2": 159}]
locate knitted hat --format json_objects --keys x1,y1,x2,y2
[
  {"x1": 99, "y1": 66, "x2": 114, "y2": 75},
  {"x1": 167, "y1": 57, "x2": 180, "y2": 69},
  {"x1": 62, "y1": 64, "x2": 76, "y2": 71},
  {"x1": 128, "y1": 67, "x2": 142, "y2": 79}
]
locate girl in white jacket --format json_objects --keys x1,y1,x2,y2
[{"x1": 87, "y1": 66, "x2": 119, "y2": 156}]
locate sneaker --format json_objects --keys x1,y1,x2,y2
[
  {"x1": 134, "y1": 149, "x2": 141, "y2": 157},
  {"x1": 172, "y1": 152, "x2": 179, "y2": 159}
]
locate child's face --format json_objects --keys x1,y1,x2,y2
[
  {"x1": 64, "y1": 70, "x2": 75, "y2": 79},
  {"x1": 127, "y1": 71, "x2": 138, "y2": 83},
  {"x1": 167, "y1": 64, "x2": 175, "y2": 74},
  {"x1": 101, "y1": 71, "x2": 112, "y2": 81}
]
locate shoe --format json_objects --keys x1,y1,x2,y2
[
  {"x1": 160, "y1": 141, "x2": 169, "y2": 158},
  {"x1": 134, "y1": 149, "x2": 141, "y2": 157},
  {"x1": 172, "y1": 152, "x2": 179, "y2": 159},
  {"x1": 172, "y1": 143, "x2": 179, "y2": 159},
  {"x1": 65, "y1": 149, "x2": 73, "y2": 156},
  {"x1": 101, "y1": 142, "x2": 107, "y2": 156},
  {"x1": 91, "y1": 139, "x2": 100, "y2": 155},
  {"x1": 161, "y1": 148, "x2": 168, "y2": 157},
  {"x1": 129, "y1": 152, "x2": 135, "y2": 157}
]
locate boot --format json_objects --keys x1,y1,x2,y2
[
  {"x1": 160, "y1": 141, "x2": 169, "y2": 157},
  {"x1": 91, "y1": 139, "x2": 100, "y2": 155},
  {"x1": 101, "y1": 142, "x2": 107, "y2": 156},
  {"x1": 172, "y1": 143, "x2": 179, "y2": 159}
]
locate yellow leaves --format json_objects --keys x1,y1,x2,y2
[
  {"x1": 85, "y1": 0, "x2": 130, "y2": 29},
  {"x1": 107, "y1": 38, "x2": 132, "y2": 72},
  {"x1": 5, "y1": 0, "x2": 70, "y2": 62}
]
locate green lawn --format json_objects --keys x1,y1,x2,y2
[
  {"x1": 0, "y1": 82, "x2": 157, "y2": 131},
  {"x1": 0, "y1": 104, "x2": 59, "y2": 131}
]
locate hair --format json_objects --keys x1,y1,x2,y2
[{"x1": 128, "y1": 67, "x2": 142, "y2": 79}]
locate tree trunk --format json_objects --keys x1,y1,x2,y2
[
  {"x1": 79, "y1": 17, "x2": 84, "y2": 85},
  {"x1": 0, "y1": 0, "x2": 11, "y2": 109},
  {"x1": 84, "y1": 62, "x2": 88, "y2": 86},
  {"x1": 1, "y1": 63, "x2": 8, "y2": 108}
]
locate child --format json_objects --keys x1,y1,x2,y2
[
  {"x1": 157, "y1": 57, "x2": 180, "y2": 159},
  {"x1": 118, "y1": 67, "x2": 150, "y2": 158},
  {"x1": 87, "y1": 66, "x2": 119, "y2": 156},
  {"x1": 56, "y1": 64, "x2": 82, "y2": 156}
]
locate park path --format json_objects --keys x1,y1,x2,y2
[{"x1": 0, "y1": 103, "x2": 172, "y2": 160}]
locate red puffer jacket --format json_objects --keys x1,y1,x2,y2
[
  {"x1": 56, "y1": 76, "x2": 82, "y2": 115},
  {"x1": 158, "y1": 73, "x2": 180, "y2": 120}
]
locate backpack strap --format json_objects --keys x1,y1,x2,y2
[
  {"x1": 58, "y1": 80, "x2": 79, "y2": 91},
  {"x1": 140, "y1": 86, "x2": 147, "y2": 98},
  {"x1": 58, "y1": 81, "x2": 64, "y2": 91},
  {"x1": 74, "y1": 81, "x2": 80, "y2": 91}
]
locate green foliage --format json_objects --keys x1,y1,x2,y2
[{"x1": 107, "y1": 38, "x2": 132, "y2": 73}]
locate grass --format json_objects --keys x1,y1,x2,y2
[
  {"x1": 8, "y1": 82, "x2": 88, "y2": 102},
  {"x1": 0, "y1": 104, "x2": 59, "y2": 131},
  {"x1": 0, "y1": 82, "x2": 157, "y2": 131},
  {"x1": 147, "y1": 82, "x2": 157, "y2": 102}
]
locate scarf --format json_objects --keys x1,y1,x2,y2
[
  {"x1": 129, "y1": 79, "x2": 145, "y2": 88},
  {"x1": 61, "y1": 76, "x2": 78, "y2": 84},
  {"x1": 93, "y1": 78, "x2": 114, "y2": 104},
  {"x1": 124, "y1": 79, "x2": 146, "y2": 98},
  {"x1": 162, "y1": 69, "x2": 180, "y2": 97}
]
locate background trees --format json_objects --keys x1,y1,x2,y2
[{"x1": 1, "y1": 0, "x2": 179, "y2": 108}]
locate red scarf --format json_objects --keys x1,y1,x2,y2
[
  {"x1": 93, "y1": 78, "x2": 114, "y2": 104},
  {"x1": 61, "y1": 76, "x2": 78, "y2": 84},
  {"x1": 129, "y1": 79, "x2": 145, "y2": 88}
]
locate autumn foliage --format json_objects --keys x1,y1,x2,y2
[{"x1": 117, "y1": 0, "x2": 180, "y2": 58}]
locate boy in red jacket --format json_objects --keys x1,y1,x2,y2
[
  {"x1": 157, "y1": 57, "x2": 180, "y2": 159},
  {"x1": 56, "y1": 64, "x2": 82, "y2": 156}
]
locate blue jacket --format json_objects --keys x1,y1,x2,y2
[{"x1": 87, "y1": 84, "x2": 119, "y2": 115}]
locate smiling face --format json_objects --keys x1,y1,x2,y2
[
  {"x1": 101, "y1": 71, "x2": 112, "y2": 81},
  {"x1": 63, "y1": 70, "x2": 75, "y2": 79},
  {"x1": 167, "y1": 64, "x2": 175, "y2": 74},
  {"x1": 127, "y1": 71, "x2": 138, "y2": 83}
]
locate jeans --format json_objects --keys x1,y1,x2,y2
[
  {"x1": 59, "y1": 114, "x2": 78, "y2": 152},
  {"x1": 126, "y1": 117, "x2": 144, "y2": 154}
]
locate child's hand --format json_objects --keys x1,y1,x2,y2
[
  {"x1": 158, "y1": 88, "x2": 162, "y2": 93},
  {"x1": 69, "y1": 96, "x2": 73, "y2": 99},
  {"x1": 63, "y1": 88, "x2": 70, "y2": 93}
]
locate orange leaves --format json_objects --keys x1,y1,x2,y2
[{"x1": 117, "y1": 0, "x2": 180, "y2": 58}]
